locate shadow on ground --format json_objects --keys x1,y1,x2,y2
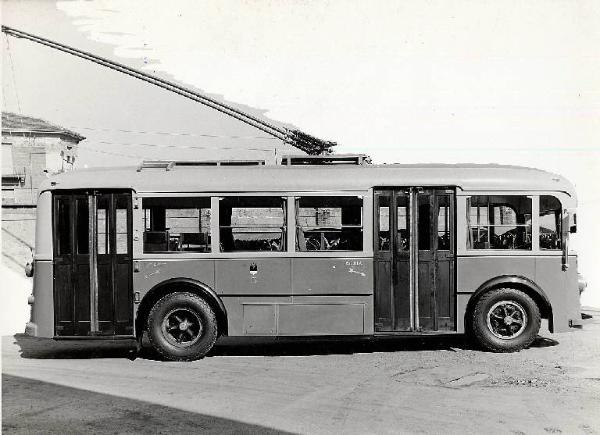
[
  {"x1": 2, "y1": 374, "x2": 291, "y2": 434},
  {"x1": 11, "y1": 333, "x2": 558, "y2": 360}
]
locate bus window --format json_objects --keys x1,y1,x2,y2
[
  {"x1": 467, "y1": 196, "x2": 532, "y2": 250},
  {"x1": 540, "y1": 195, "x2": 562, "y2": 250},
  {"x1": 219, "y1": 197, "x2": 286, "y2": 252},
  {"x1": 142, "y1": 197, "x2": 211, "y2": 253},
  {"x1": 296, "y1": 196, "x2": 363, "y2": 251}
]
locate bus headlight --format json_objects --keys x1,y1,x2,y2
[{"x1": 578, "y1": 273, "x2": 587, "y2": 294}]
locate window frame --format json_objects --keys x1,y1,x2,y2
[
  {"x1": 539, "y1": 195, "x2": 563, "y2": 251},
  {"x1": 466, "y1": 195, "x2": 533, "y2": 251},
  {"x1": 294, "y1": 194, "x2": 366, "y2": 253},
  {"x1": 140, "y1": 195, "x2": 213, "y2": 254},
  {"x1": 218, "y1": 195, "x2": 288, "y2": 253},
  {"x1": 459, "y1": 192, "x2": 567, "y2": 256},
  {"x1": 134, "y1": 191, "x2": 370, "y2": 258}
]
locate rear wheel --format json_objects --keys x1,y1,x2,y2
[
  {"x1": 471, "y1": 288, "x2": 541, "y2": 352},
  {"x1": 147, "y1": 292, "x2": 218, "y2": 361}
]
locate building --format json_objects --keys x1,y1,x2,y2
[
  {"x1": 2, "y1": 111, "x2": 84, "y2": 205},
  {"x1": 2, "y1": 112, "x2": 85, "y2": 271}
]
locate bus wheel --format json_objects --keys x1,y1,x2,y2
[
  {"x1": 146, "y1": 292, "x2": 218, "y2": 361},
  {"x1": 471, "y1": 288, "x2": 540, "y2": 353}
]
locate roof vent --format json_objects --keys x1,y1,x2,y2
[
  {"x1": 280, "y1": 154, "x2": 371, "y2": 166},
  {"x1": 137, "y1": 160, "x2": 266, "y2": 171}
]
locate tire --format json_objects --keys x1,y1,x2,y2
[
  {"x1": 146, "y1": 292, "x2": 218, "y2": 361},
  {"x1": 471, "y1": 288, "x2": 541, "y2": 353}
]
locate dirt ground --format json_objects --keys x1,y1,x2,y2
[{"x1": 2, "y1": 311, "x2": 600, "y2": 434}]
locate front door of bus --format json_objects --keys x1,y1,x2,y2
[
  {"x1": 374, "y1": 188, "x2": 455, "y2": 332},
  {"x1": 53, "y1": 191, "x2": 133, "y2": 336}
]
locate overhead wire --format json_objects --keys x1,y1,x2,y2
[
  {"x1": 82, "y1": 147, "x2": 148, "y2": 159},
  {"x1": 4, "y1": 33, "x2": 23, "y2": 117},
  {"x1": 1, "y1": 25, "x2": 336, "y2": 154},
  {"x1": 1, "y1": 26, "x2": 285, "y2": 140},
  {"x1": 65, "y1": 125, "x2": 278, "y2": 140},
  {"x1": 80, "y1": 139, "x2": 276, "y2": 153}
]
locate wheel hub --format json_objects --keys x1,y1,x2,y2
[
  {"x1": 161, "y1": 308, "x2": 203, "y2": 348},
  {"x1": 486, "y1": 300, "x2": 528, "y2": 340}
]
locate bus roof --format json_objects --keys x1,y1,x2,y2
[{"x1": 40, "y1": 163, "x2": 576, "y2": 198}]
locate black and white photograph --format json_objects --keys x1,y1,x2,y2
[{"x1": 1, "y1": 1, "x2": 599, "y2": 433}]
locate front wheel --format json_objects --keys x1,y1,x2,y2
[
  {"x1": 147, "y1": 292, "x2": 218, "y2": 361},
  {"x1": 471, "y1": 288, "x2": 541, "y2": 353}
]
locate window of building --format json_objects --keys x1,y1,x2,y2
[
  {"x1": 296, "y1": 196, "x2": 363, "y2": 251},
  {"x1": 1, "y1": 142, "x2": 14, "y2": 174},
  {"x1": 219, "y1": 197, "x2": 286, "y2": 252},
  {"x1": 539, "y1": 195, "x2": 562, "y2": 250},
  {"x1": 467, "y1": 195, "x2": 532, "y2": 250},
  {"x1": 143, "y1": 197, "x2": 211, "y2": 253}
]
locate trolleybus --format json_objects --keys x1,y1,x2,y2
[{"x1": 24, "y1": 157, "x2": 586, "y2": 360}]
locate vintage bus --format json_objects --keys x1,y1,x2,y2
[{"x1": 24, "y1": 157, "x2": 586, "y2": 360}]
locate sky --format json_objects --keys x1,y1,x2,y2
[{"x1": 1, "y1": 0, "x2": 599, "y2": 306}]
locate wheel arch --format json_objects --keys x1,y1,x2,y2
[
  {"x1": 135, "y1": 278, "x2": 228, "y2": 338},
  {"x1": 464, "y1": 275, "x2": 553, "y2": 332}
]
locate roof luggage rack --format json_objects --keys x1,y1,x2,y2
[
  {"x1": 280, "y1": 154, "x2": 371, "y2": 166},
  {"x1": 137, "y1": 159, "x2": 265, "y2": 171}
]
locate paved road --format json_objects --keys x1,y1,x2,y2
[{"x1": 3, "y1": 313, "x2": 600, "y2": 434}]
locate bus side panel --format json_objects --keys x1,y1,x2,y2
[
  {"x1": 221, "y1": 296, "x2": 292, "y2": 336},
  {"x1": 286, "y1": 295, "x2": 372, "y2": 335},
  {"x1": 215, "y1": 258, "x2": 291, "y2": 295},
  {"x1": 535, "y1": 255, "x2": 581, "y2": 332},
  {"x1": 292, "y1": 258, "x2": 373, "y2": 334},
  {"x1": 222, "y1": 296, "x2": 372, "y2": 336},
  {"x1": 456, "y1": 256, "x2": 536, "y2": 333},
  {"x1": 456, "y1": 255, "x2": 577, "y2": 333},
  {"x1": 133, "y1": 259, "x2": 216, "y2": 327},
  {"x1": 291, "y1": 258, "x2": 373, "y2": 296},
  {"x1": 26, "y1": 260, "x2": 55, "y2": 338},
  {"x1": 133, "y1": 259, "x2": 216, "y2": 292}
]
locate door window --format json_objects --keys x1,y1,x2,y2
[
  {"x1": 97, "y1": 197, "x2": 109, "y2": 254},
  {"x1": 116, "y1": 195, "x2": 129, "y2": 254},
  {"x1": 397, "y1": 195, "x2": 409, "y2": 251},
  {"x1": 55, "y1": 197, "x2": 72, "y2": 256},
  {"x1": 437, "y1": 195, "x2": 451, "y2": 250},
  {"x1": 377, "y1": 195, "x2": 390, "y2": 250},
  {"x1": 75, "y1": 198, "x2": 89, "y2": 255}
]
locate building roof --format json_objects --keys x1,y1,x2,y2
[
  {"x1": 40, "y1": 163, "x2": 577, "y2": 200},
  {"x1": 1, "y1": 112, "x2": 85, "y2": 142}
]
